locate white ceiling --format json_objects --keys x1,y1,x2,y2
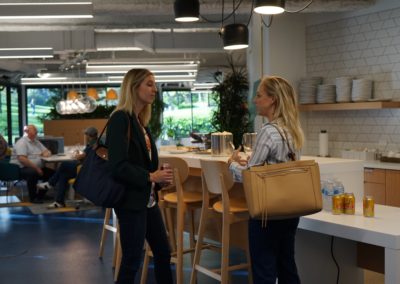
[{"x1": 0, "y1": 0, "x2": 375, "y2": 84}]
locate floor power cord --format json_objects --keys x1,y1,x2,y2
[{"x1": 330, "y1": 236, "x2": 340, "y2": 284}]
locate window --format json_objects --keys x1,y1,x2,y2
[
  {"x1": 0, "y1": 86, "x2": 7, "y2": 140},
  {"x1": 26, "y1": 87, "x2": 62, "y2": 135},
  {"x1": 0, "y1": 85, "x2": 21, "y2": 144},
  {"x1": 10, "y1": 87, "x2": 20, "y2": 143},
  {"x1": 161, "y1": 89, "x2": 216, "y2": 142}
]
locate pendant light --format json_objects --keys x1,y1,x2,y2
[
  {"x1": 174, "y1": 0, "x2": 199, "y2": 22},
  {"x1": 254, "y1": 0, "x2": 285, "y2": 15},
  {"x1": 67, "y1": 90, "x2": 78, "y2": 100},
  {"x1": 87, "y1": 87, "x2": 99, "y2": 100},
  {"x1": 221, "y1": 23, "x2": 249, "y2": 50},
  {"x1": 106, "y1": 88, "x2": 118, "y2": 100},
  {"x1": 219, "y1": 0, "x2": 248, "y2": 50}
]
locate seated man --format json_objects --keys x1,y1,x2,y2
[
  {"x1": 37, "y1": 127, "x2": 98, "y2": 208},
  {"x1": 10, "y1": 125, "x2": 54, "y2": 203}
]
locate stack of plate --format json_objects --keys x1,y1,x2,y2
[
  {"x1": 335, "y1": 77, "x2": 353, "y2": 102},
  {"x1": 298, "y1": 77, "x2": 323, "y2": 104},
  {"x1": 351, "y1": 79, "x2": 373, "y2": 102},
  {"x1": 316, "y1": 84, "x2": 336, "y2": 104}
]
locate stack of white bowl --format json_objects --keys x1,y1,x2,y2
[
  {"x1": 335, "y1": 77, "x2": 353, "y2": 102},
  {"x1": 316, "y1": 84, "x2": 336, "y2": 103},
  {"x1": 351, "y1": 79, "x2": 373, "y2": 102},
  {"x1": 298, "y1": 77, "x2": 323, "y2": 104}
]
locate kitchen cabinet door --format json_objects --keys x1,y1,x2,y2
[
  {"x1": 364, "y1": 182, "x2": 386, "y2": 205},
  {"x1": 364, "y1": 168, "x2": 386, "y2": 205},
  {"x1": 364, "y1": 168, "x2": 385, "y2": 183},
  {"x1": 385, "y1": 170, "x2": 400, "y2": 207}
]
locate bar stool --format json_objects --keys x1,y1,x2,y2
[
  {"x1": 140, "y1": 156, "x2": 205, "y2": 284},
  {"x1": 98, "y1": 207, "x2": 121, "y2": 282},
  {"x1": 190, "y1": 159, "x2": 252, "y2": 284}
]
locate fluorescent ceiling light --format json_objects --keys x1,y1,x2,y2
[
  {"x1": 0, "y1": 2, "x2": 93, "y2": 19},
  {"x1": 21, "y1": 74, "x2": 197, "y2": 85},
  {"x1": 86, "y1": 62, "x2": 199, "y2": 75},
  {"x1": 0, "y1": 47, "x2": 53, "y2": 59},
  {"x1": 109, "y1": 74, "x2": 196, "y2": 82},
  {"x1": 96, "y1": 47, "x2": 143, "y2": 51}
]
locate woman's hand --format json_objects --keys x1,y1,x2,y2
[
  {"x1": 228, "y1": 145, "x2": 248, "y2": 166},
  {"x1": 149, "y1": 168, "x2": 173, "y2": 185}
]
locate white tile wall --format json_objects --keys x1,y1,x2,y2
[{"x1": 303, "y1": 7, "x2": 400, "y2": 157}]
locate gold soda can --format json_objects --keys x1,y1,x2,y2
[
  {"x1": 363, "y1": 196, "x2": 375, "y2": 217},
  {"x1": 344, "y1": 193, "x2": 355, "y2": 215},
  {"x1": 332, "y1": 194, "x2": 343, "y2": 215}
]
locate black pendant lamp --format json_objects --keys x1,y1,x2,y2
[
  {"x1": 174, "y1": 0, "x2": 199, "y2": 22},
  {"x1": 221, "y1": 23, "x2": 249, "y2": 50},
  {"x1": 254, "y1": 0, "x2": 286, "y2": 15}
]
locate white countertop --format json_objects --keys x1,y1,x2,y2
[
  {"x1": 159, "y1": 151, "x2": 364, "y2": 170},
  {"x1": 363, "y1": 160, "x2": 400, "y2": 170},
  {"x1": 300, "y1": 203, "x2": 400, "y2": 249}
]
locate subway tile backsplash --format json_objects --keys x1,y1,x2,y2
[{"x1": 303, "y1": 7, "x2": 400, "y2": 157}]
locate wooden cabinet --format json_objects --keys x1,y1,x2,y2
[
  {"x1": 364, "y1": 168, "x2": 400, "y2": 207},
  {"x1": 385, "y1": 170, "x2": 400, "y2": 207},
  {"x1": 364, "y1": 168, "x2": 386, "y2": 205},
  {"x1": 43, "y1": 119, "x2": 107, "y2": 146}
]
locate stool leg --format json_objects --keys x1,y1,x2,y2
[
  {"x1": 189, "y1": 199, "x2": 209, "y2": 284},
  {"x1": 176, "y1": 203, "x2": 186, "y2": 284},
  {"x1": 98, "y1": 208, "x2": 112, "y2": 258},
  {"x1": 221, "y1": 214, "x2": 230, "y2": 284},
  {"x1": 114, "y1": 233, "x2": 122, "y2": 282},
  {"x1": 189, "y1": 209, "x2": 196, "y2": 263}
]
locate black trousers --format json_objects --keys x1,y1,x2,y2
[
  {"x1": 19, "y1": 166, "x2": 54, "y2": 201},
  {"x1": 114, "y1": 204, "x2": 173, "y2": 284},
  {"x1": 248, "y1": 217, "x2": 301, "y2": 284}
]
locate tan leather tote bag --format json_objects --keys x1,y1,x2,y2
[{"x1": 242, "y1": 125, "x2": 322, "y2": 226}]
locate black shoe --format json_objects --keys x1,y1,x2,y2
[{"x1": 31, "y1": 198, "x2": 44, "y2": 204}]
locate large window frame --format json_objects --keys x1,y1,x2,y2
[
  {"x1": 161, "y1": 88, "x2": 217, "y2": 143},
  {"x1": 0, "y1": 83, "x2": 22, "y2": 145}
]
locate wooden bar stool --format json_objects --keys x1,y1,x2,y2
[
  {"x1": 140, "y1": 157, "x2": 205, "y2": 284},
  {"x1": 190, "y1": 159, "x2": 252, "y2": 284},
  {"x1": 98, "y1": 207, "x2": 121, "y2": 281}
]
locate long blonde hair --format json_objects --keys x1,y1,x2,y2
[
  {"x1": 113, "y1": 68, "x2": 153, "y2": 126},
  {"x1": 260, "y1": 76, "x2": 304, "y2": 150}
]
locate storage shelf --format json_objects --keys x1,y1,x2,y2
[{"x1": 299, "y1": 101, "x2": 400, "y2": 111}]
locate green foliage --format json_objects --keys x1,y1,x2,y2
[
  {"x1": 162, "y1": 116, "x2": 216, "y2": 140},
  {"x1": 148, "y1": 92, "x2": 164, "y2": 139},
  {"x1": 211, "y1": 60, "x2": 250, "y2": 148}
]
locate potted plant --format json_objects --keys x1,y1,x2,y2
[{"x1": 211, "y1": 58, "x2": 250, "y2": 148}]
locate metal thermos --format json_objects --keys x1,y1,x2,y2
[{"x1": 211, "y1": 132, "x2": 234, "y2": 156}]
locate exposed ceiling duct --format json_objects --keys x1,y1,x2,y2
[{"x1": 0, "y1": 0, "x2": 375, "y2": 84}]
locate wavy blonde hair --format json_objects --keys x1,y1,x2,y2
[
  {"x1": 260, "y1": 76, "x2": 304, "y2": 150},
  {"x1": 113, "y1": 68, "x2": 153, "y2": 126}
]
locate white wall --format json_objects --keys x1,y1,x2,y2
[
  {"x1": 247, "y1": 13, "x2": 307, "y2": 132},
  {"x1": 303, "y1": 3, "x2": 400, "y2": 157}
]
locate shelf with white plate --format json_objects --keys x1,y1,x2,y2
[{"x1": 299, "y1": 101, "x2": 400, "y2": 111}]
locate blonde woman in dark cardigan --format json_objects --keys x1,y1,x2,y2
[{"x1": 107, "y1": 69, "x2": 173, "y2": 284}]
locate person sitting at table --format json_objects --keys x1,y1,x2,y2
[
  {"x1": 37, "y1": 126, "x2": 98, "y2": 209},
  {"x1": 10, "y1": 125, "x2": 54, "y2": 204}
]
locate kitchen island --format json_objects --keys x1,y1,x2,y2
[{"x1": 159, "y1": 152, "x2": 400, "y2": 283}]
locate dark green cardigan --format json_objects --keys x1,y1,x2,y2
[{"x1": 106, "y1": 110, "x2": 159, "y2": 210}]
